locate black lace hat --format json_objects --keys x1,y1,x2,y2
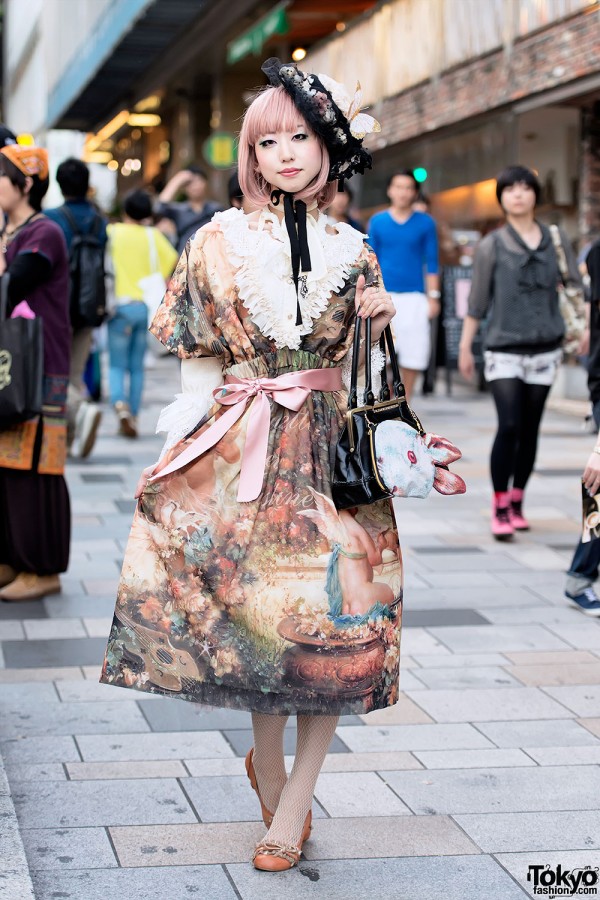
[{"x1": 260, "y1": 57, "x2": 380, "y2": 184}]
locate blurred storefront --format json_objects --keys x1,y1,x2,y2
[
  {"x1": 305, "y1": 0, "x2": 600, "y2": 246},
  {"x1": 3, "y1": 0, "x2": 599, "y2": 231},
  {"x1": 2, "y1": 0, "x2": 377, "y2": 207}
]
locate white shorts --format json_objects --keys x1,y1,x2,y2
[
  {"x1": 389, "y1": 291, "x2": 431, "y2": 371},
  {"x1": 484, "y1": 348, "x2": 562, "y2": 386}
]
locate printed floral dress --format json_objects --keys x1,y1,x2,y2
[{"x1": 101, "y1": 208, "x2": 403, "y2": 715}]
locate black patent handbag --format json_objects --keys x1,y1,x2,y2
[{"x1": 331, "y1": 314, "x2": 424, "y2": 510}]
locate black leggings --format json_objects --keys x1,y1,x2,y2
[{"x1": 489, "y1": 378, "x2": 551, "y2": 493}]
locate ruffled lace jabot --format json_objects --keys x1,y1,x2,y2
[{"x1": 214, "y1": 207, "x2": 365, "y2": 350}]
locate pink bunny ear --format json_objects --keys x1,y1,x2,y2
[
  {"x1": 433, "y1": 467, "x2": 466, "y2": 495},
  {"x1": 425, "y1": 432, "x2": 462, "y2": 466}
]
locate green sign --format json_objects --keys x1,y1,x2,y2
[
  {"x1": 203, "y1": 132, "x2": 237, "y2": 169},
  {"x1": 227, "y1": 3, "x2": 289, "y2": 65}
]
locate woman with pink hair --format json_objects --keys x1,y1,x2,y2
[{"x1": 101, "y1": 58, "x2": 399, "y2": 871}]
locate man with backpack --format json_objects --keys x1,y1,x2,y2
[{"x1": 45, "y1": 158, "x2": 107, "y2": 458}]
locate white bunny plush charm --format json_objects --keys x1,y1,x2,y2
[{"x1": 375, "y1": 422, "x2": 466, "y2": 499}]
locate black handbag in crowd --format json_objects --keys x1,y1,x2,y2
[
  {"x1": 0, "y1": 274, "x2": 44, "y2": 428},
  {"x1": 332, "y1": 314, "x2": 466, "y2": 510}
]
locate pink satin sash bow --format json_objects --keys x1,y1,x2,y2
[{"x1": 143, "y1": 367, "x2": 342, "y2": 502}]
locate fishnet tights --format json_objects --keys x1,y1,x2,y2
[
  {"x1": 251, "y1": 711, "x2": 289, "y2": 814},
  {"x1": 252, "y1": 712, "x2": 339, "y2": 847}
]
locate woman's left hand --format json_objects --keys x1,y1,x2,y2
[{"x1": 355, "y1": 274, "x2": 395, "y2": 341}]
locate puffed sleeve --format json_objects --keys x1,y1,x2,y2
[
  {"x1": 149, "y1": 224, "x2": 231, "y2": 362},
  {"x1": 363, "y1": 241, "x2": 385, "y2": 291}
]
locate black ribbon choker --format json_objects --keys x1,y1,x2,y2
[{"x1": 270, "y1": 189, "x2": 312, "y2": 327}]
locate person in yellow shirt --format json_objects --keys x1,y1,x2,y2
[{"x1": 107, "y1": 190, "x2": 178, "y2": 437}]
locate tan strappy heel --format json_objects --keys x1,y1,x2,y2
[
  {"x1": 252, "y1": 840, "x2": 303, "y2": 872},
  {"x1": 245, "y1": 747, "x2": 313, "y2": 841},
  {"x1": 245, "y1": 747, "x2": 274, "y2": 827}
]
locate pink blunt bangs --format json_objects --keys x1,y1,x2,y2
[{"x1": 238, "y1": 86, "x2": 337, "y2": 209}]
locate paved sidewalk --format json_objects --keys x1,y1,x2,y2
[{"x1": 1, "y1": 355, "x2": 599, "y2": 900}]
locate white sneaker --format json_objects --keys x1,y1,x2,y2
[{"x1": 73, "y1": 402, "x2": 102, "y2": 458}]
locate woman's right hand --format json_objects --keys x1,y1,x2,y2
[
  {"x1": 583, "y1": 451, "x2": 600, "y2": 495},
  {"x1": 458, "y1": 345, "x2": 475, "y2": 381}
]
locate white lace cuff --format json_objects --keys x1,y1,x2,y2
[
  {"x1": 341, "y1": 343, "x2": 386, "y2": 404},
  {"x1": 156, "y1": 357, "x2": 223, "y2": 455}
]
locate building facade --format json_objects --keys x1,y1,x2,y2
[
  {"x1": 2, "y1": 0, "x2": 373, "y2": 205},
  {"x1": 305, "y1": 0, "x2": 600, "y2": 243}
]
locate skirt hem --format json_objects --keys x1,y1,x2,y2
[{"x1": 99, "y1": 670, "x2": 398, "y2": 718}]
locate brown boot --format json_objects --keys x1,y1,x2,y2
[
  {"x1": 0, "y1": 573, "x2": 61, "y2": 602},
  {"x1": 0, "y1": 564, "x2": 17, "y2": 588}
]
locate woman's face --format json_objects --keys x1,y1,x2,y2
[
  {"x1": 0, "y1": 170, "x2": 25, "y2": 214},
  {"x1": 500, "y1": 181, "x2": 536, "y2": 216},
  {"x1": 254, "y1": 120, "x2": 322, "y2": 195}
]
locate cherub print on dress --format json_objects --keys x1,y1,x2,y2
[{"x1": 298, "y1": 487, "x2": 399, "y2": 618}]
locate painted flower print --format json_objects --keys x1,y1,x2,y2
[{"x1": 100, "y1": 219, "x2": 403, "y2": 715}]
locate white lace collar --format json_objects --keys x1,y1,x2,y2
[{"x1": 214, "y1": 206, "x2": 365, "y2": 349}]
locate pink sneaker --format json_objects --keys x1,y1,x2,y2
[
  {"x1": 510, "y1": 488, "x2": 529, "y2": 531},
  {"x1": 492, "y1": 492, "x2": 514, "y2": 541}
]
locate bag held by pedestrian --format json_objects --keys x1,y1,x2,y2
[
  {"x1": 138, "y1": 227, "x2": 167, "y2": 320},
  {"x1": 0, "y1": 274, "x2": 44, "y2": 427},
  {"x1": 60, "y1": 206, "x2": 107, "y2": 328},
  {"x1": 331, "y1": 315, "x2": 465, "y2": 509},
  {"x1": 550, "y1": 224, "x2": 586, "y2": 357}
]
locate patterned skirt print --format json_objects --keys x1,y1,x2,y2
[{"x1": 100, "y1": 350, "x2": 403, "y2": 715}]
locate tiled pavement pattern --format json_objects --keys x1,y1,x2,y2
[{"x1": 1, "y1": 355, "x2": 600, "y2": 900}]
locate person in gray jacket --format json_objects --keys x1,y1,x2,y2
[
  {"x1": 459, "y1": 165, "x2": 581, "y2": 540},
  {"x1": 154, "y1": 165, "x2": 221, "y2": 254}
]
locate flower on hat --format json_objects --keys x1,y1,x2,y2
[{"x1": 318, "y1": 75, "x2": 381, "y2": 140}]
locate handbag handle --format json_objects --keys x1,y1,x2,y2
[
  {"x1": 0, "y1": 274, "x2": 9, "y2": 321},
  {"x1": 348, "y1": 304, "x2": 363, "y2": 410},
  {"x1": 349, "y1": 313, "x2": 407, "y2": 410},
  {"x1": 379, "y1": 325, "x2": 404, "y2": 400},
  {"x1": 349, "y1": 312, "x2": 375, "y2": 409},
  {"x1": 364, "y1": 320, "x2": 406, "y2": 404}
]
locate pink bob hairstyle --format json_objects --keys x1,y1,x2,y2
[{"x1": 238, "y1": 86, "x2": 338, "y2": 210}]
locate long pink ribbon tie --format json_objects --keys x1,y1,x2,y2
[{"x1": 144, "y1": 367, "x2": 342, "y2": 503}]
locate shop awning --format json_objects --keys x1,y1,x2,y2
[{"x1": 48, "y1": 0, "x2": 230, "y2": 131}]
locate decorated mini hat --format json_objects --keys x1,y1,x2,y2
[
  {"x1": 261, "y1": 57, "x2": 380, "y2": 185},
  {"x1": 0, "y1": 144, "x2": 49, "y2": 180}
]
